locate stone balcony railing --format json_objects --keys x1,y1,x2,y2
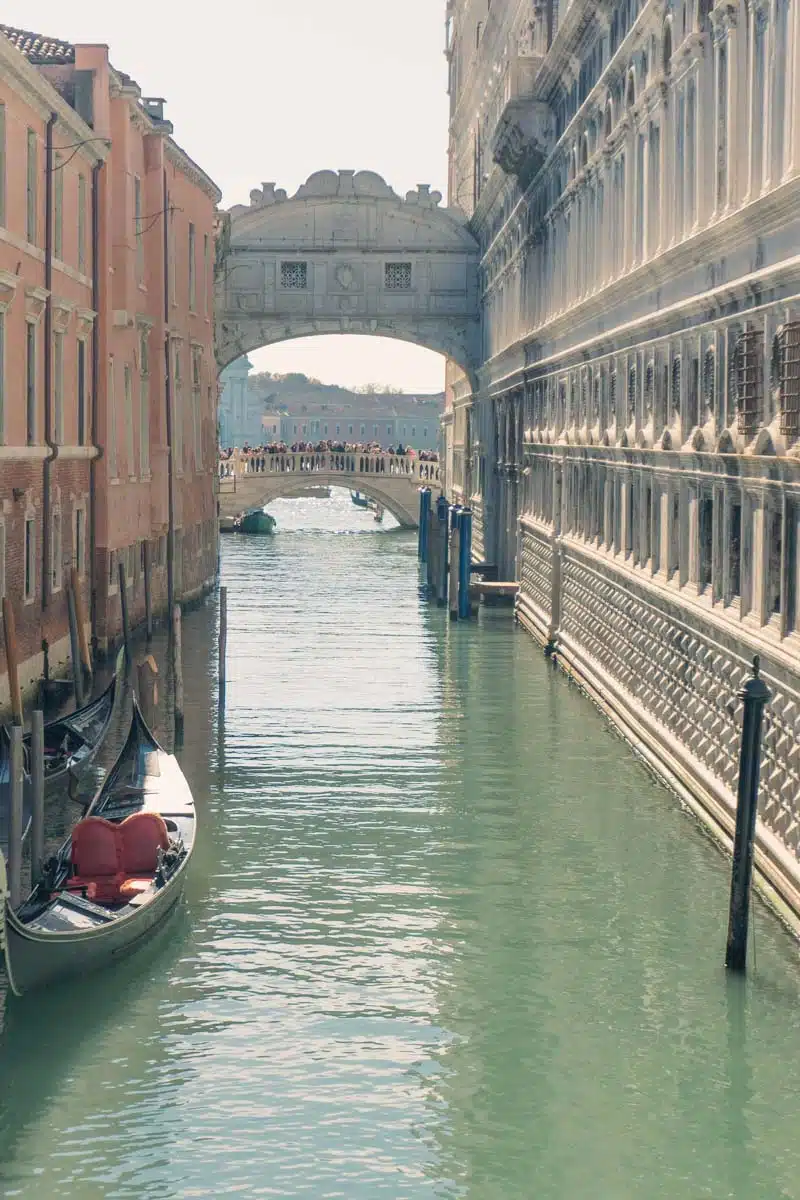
[{"x1": 218, "y1": 450, "x2": 441, "y2": 486}]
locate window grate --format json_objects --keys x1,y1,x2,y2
[
  {"x1": 280, "y1": 262, "x2": 308, "y2": 290},
  {"x1": 777, "y1": 322, "x2": 800, "y2": 439},
  {"x1": 627, "y1": 365, "x2": 636, "y2": 426},
  {"x1": 735, "y1": 330, "x2": 764, "y2": 436},
  {"x1": 702, "y1": 348, "x2": 715, "y2": 417},
  {"x1": 644, "y1": 361, "x2": 654, "y2": 420},
  {"x1": 385, "y1": 262, "x2": 412, "y2": 290},
  {"x1": 671, "y1": 356, "x2": 681, "y2": 417}
]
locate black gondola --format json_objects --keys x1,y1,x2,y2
[{"x1": 0, "y1": 697, "x2": 196, "y2": 996}]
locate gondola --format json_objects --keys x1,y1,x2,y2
[
  {"x1": 0, "y1": 697, "x2": 196, "y2": 996},
  {"x1": 350, "y1": 490, "x2": 372, "y2": 510},
  {"x1": 0, "y1": 656, "x2": 121, "y2": 859}
]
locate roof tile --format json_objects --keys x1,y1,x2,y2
[{"x1": 0, "y1": 23, "x2": 75, "y2": 65}]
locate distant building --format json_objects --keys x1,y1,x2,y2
[{"x1": 219, "y1": 355, "x2": 265, "y2": 446}]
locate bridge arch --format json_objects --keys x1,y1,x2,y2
[
  {"x1": 218, "y1": 451, "x2": 441, "y2": 529},
  {"x1": 215, "y1": 170, "x2": 481, "y2": 391}
]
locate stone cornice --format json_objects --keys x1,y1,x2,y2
[
  {"x1": 165, "y1": 139, "x2": 222, "y2": 204},
  {"x1": 25, "y1": 286, "x2": 48, "y2": 323},
  {"x1": 0, "y1": 270, "x2": 19, "y2": 313}
]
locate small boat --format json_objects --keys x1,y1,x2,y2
[
  {"x1": 0, "y1": 660, "x2": 121, "y2": 857},
  {"x1": 237, "y1": 507, "x2": 276, "y2": 534},
  {"x1": 373, "y1": 504, "x2": 385, "y2": 524},
  {"x1": 350, "y1": 491, "x2": 372, "y2": 510},
  {"x1": 0, "y1": 698, "x2": 196, "y2": 996}
]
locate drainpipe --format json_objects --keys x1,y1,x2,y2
[
  {"x1": 163, "y1": 168, "x2": 175, "y2": 615},
  {"x1": 89, "y1": 160, "x2": 103, "y2": 647},
  {"x1": 42, "y1": 111, "x2": 58, "y2": 614}
]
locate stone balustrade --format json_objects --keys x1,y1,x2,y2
[{"x1": 219, "y1": 450, "x2": 440, "y2": 486}]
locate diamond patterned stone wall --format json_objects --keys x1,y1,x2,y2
[
  {"x1": 520, "y1": 522, "x2": 552, "y2": 626},
  {"x1": 556, "y1": 546, "x2": 800, "y2": 861}
]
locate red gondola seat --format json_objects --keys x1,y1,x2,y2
[
  {"x1": 68, "y1": 816, "x2": 124, "y2": 902},
  {"x1": 117, "y1": 812, "x2": 170, "y2": 901}
]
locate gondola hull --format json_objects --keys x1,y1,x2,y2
[
  {"x1": 0, "y1": 703, "x2": 195, "y2": 996},
  {"x1": 0, "y1": 853, "x2": 187, "y2": 995}
]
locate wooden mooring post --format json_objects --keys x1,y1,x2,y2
[
  {"x1": 8, "y1": 726, "x2": 24, "y2": 909},
  {"x1": 137, "y1": 654, "x2": 159, "y2": 730},
  {"x1": 172, "y1": 604, "x2": 185, "y2": 744},
  {"x1": 118, "y1": 561, "x2": 131, "y2": 669},
  {"x1": 725, "y1": 656, "x2": 772, "y2": 972},
  {"x1": 70, "y1": 567, "x2": 92, "y2": 682},
  {"x1": 30, "y1": 710, "x2": 45, "y2": 887},
  {"x1": 2, "y1": 597, "x2": 23, "y2": 725},
  {"x1": 449, "y1": 510, "x2": 461, "y2": 621},
  {"x1": 66, "y1": 582, "x2": 85, "y2": 705}
]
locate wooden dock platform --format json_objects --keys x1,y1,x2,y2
[{"x1": 469, "y1": 581, "x2": 519, "y2": 605}]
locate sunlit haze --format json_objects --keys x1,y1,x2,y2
[{"x1": 7, "y1": 0, "x2": 450, "y2": 392}]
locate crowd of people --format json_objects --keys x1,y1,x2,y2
[{"x1": 219, "y1": 440, "x2": 439, "y2": 462}]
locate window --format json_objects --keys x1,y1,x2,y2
[
  {"x1": 54, "y1": 153, "x2": 63, "y2": 259},
  {"x1": 26, "y1": 129, "x2": 37, "y2": 245},
  {"x1": 387, "y1": 425, "x2": 392, "y2": 437},
  {"x1": 140, "y1": 331, "x2": 151, "y2": 475},
  {"x1": 360, "y1": 424, "x2": 366, "y2": 436},
  {"x1": 24, "y1": 517, "x2": 35, "y2": 602},
  {"x1": 173, "y1": 344, "x2": 183, "y2": 471},
  {"x1": 124, "y1": 363, "x2": 134, "y2": 475},
  {"x1": 53, "y1": 331, "x2": 64, "y2": 443},
  {"x1": 168, "y1": 204, "x2": 176, "y2": 304},
  {"x1": 385, "y1": 262, "x2": 412, "y2": 290},
  {"x1": 26, "y1": 323, "x2": 36, "y2": 445},
  {"x1": 77, "y1": 339, "x2": 87, "y2": 445},
  {"x1": 134, "y1": 176, "x2": 144, "y2": 283},
  {"x1": 423, "y1": 427, "x2": 428, "y2": 438},
  {"x1": 203, "y1": 233, "x2": 209, "y2": 316},
  {"x1": 73, "y1": 507, "x2": 85, "y2": 577},
  {"x1": 728, "y1": 500, "x2": 742, "y2": 602},
  {"x1": 702, "y1": 348, "x2": 716, "y2": 421},
  {"x1": 188, "y1": 222, "x2": 196, "y2": 310},
  {"x1": 775, "y1": 323, "x2": 800, "y2": 440},
  {"x1": 51, "y1": 508, "x2": 62, "y2": 592},
  {"x1": 78, "y1": 174, "x2": 87, "y2": 274},
  {"x1": 716, "y1": 43, "x2": 728, "y2": 208},
  {"x1": 627, "y1": 364, "x2": 637, "y2": 426},
  {"x1": 0, "y1": 104, "x2": 5, "y2": 227},
  {"x1": 108, "y1": 357, "x2": 118, "y2": 477},
  {"x1": 735, "y1": 330, "x2": 765, "y2": 436},
  {"x1": 191, "y1": 346, "x2": 202, "y2": 468},
  {"x1": 698, "y1": 492, "x2": 713, "y2": 592},
  {"x1": 281, "y1": 262, "x2": 308, "y2": 289},
  {"x1": 671, "y1": 356, "x2": 682, "y2": 419}
]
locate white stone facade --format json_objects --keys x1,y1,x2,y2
[
  {"x1": 216, "y1": 170, "x2": 481, "y2": 384},
  {"x1": 445, "y1": 0, "x2": 800, "y2": 921}
]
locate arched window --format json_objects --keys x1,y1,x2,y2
[
  {"x1": 696, "y1": 0, "x2": 713, "y2": 30},
  {"x1": 702, "y1": 347, "x2": 716, "y2": 419},
  {"x1": 671, "y1": 355, "x2": 682, "y2": 417},
  {"x1": 627, "y1": 364, "x2": 637, "y2": 425},
  {"x1": 605, "y1": 98, "x2": 614, "y2": 139},
  {"x1": 662, "y1": 18, "x2": 673, "y2": 73},
  {"x1": 626, "y1": 69, "x2": 636, "y2": 109}
]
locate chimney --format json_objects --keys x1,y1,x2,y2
[{"x1": 142, "y1": 97, "x2": 166, "y2": 121}]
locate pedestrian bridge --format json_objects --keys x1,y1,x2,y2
[{"x1": 218, "y1": 451, "x2": 440, "y2": 528}]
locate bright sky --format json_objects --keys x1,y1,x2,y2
[{"x1": 6, "y1": 0, "x2": 450, "y2": 392}]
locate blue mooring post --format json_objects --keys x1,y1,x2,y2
[
  {"x1": 437, "y1": 495, "x2": 449, "y2": 606},
  {"x1": 458, "y1": 508, "x2": 473, "y2": 620},
  {"x1": 418, "y1": 489, "x2": 431, "y2": 563},
  {"x1": 725, "y1": 655, "x2": 772, "y2": 973}
]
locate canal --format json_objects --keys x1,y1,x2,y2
[{"x1": 1, "y1": 489, "x2": 800, "y2": 1198}]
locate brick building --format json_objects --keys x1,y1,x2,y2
[{"x1": 0, "y1": 26, "x2": 221, "y2": 713}]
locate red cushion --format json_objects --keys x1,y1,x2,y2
[
  {"x1": 71, "y1": 817, "x2": 122, "y2": 878},
  {"x1": 119, "y1": 812, "x2": 170, "y2": 874},
  {"x1": 65, "y1": 875, "x2": 124, "y2": 903}
]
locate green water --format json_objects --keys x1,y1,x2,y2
[{"x1": 1, "y1": 492, "x2": 800, "y2": 1199}]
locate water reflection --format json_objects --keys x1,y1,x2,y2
[{"x1": 0, "y1": 497, "x2": 798, "y2": 1198}]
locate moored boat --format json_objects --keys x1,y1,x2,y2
[
  {"x1": 350, "y1": 490, "x2": 372, "y2": 509},
  {"x1": 0, "y1": 658, "x2": 121, "y2": 858},
  {"x1": 0, "y1": 698, "x2": 196, "y2": 996},
  {"x1": 238, "y1": 507, "x2": 276, "y2": 534}
]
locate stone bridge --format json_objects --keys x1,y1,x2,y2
[
  {"x1": 215, "y1": 170, "x2": 480, "y2": 387},
  {"x1": 218, "y1": 451, "x2": 440, "y2": 528}
]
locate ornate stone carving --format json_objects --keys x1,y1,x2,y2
[{"x1": 491, "y1": 99, "x2": 554, "y2": 189}]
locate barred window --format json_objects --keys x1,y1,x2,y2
[
  {"x1": 735, "y1": 330, "x2": 764, "y2": 436},
  {"x1": 385, "y1": 262, "x2": 412, "y2": 290},
  {"x1": 610, "y1": 370, "x2": 618, "y2": 422},
  {"x1": 627, "y1": 364, "x2": 637, "y2": 425},
  {"x1": 671, "y1": 356, "x2": 681, "y2": 417},
  {"x1": 644, "y1": 361, "x2": 654, "y2": 419},
  {"x1": 775, "y1": 322, "x2": 800, "y2": 439},
  {"x1": 280, "y1": 262, "x2": 308, "y2": 290},
  {"x1": 702, "y1": 347, "x2": 715, "y2": 417}
]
